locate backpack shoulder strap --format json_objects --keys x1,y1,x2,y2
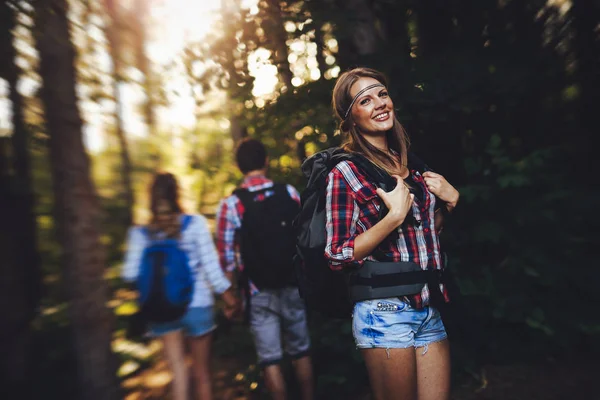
[
  {"x1": 233, "y1": 187, "x2": 250, "y2": 207},
  {"x1": 407, "y1": 152, "x2": 432, "y2": 173},
  {"x1": 180, "y1": 214, "x2": 194, "y2": 231},
  {"x1": 233, "y1": 187, "x2": 258, "y2": 210},
  {"x1": 272, "y1": 183, "x2": 291, "y2": 199},
  {"x1": 347, "y1": 153, "x2": 394, "y2": 190},
  {"x1": 141, "y1": 225, "x2": 159, "y2": 243},
  {"x1": 407, "y1": 152, "x2": 448, "y2": 211}
]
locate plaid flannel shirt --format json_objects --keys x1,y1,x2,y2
[
  {"x1": 216, "y1": 175, "x2": 301, "y2": 296},
  {"x1": 325, "y1": 160, "x2": 449, "y2": 308}
]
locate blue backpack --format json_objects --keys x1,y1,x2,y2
[{"x1": 137, "y1": 215, "x2": 194, "y2": 323}]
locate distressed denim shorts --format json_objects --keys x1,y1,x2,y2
[
  {"x1": 352, "y1": 297, "x2": 447, "y2": 350},
  {"x1": 148, "y1": 306, "x2": 216, "y2": 338},
  {"x1": 249, "y1": 287, "x2": 311, "y2": 367}
]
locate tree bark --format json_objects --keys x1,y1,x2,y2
[
  {"x1": 263, "y1": 0, "x2": 294, "y2": 89},
  {"x1": 132, "y1": 0, "x2": 157, "y2": 137},
  {"x1": 414, "y1": 0, "x2": 455, "y2": 56},
  {"x1": 103, "y1": 0, "x2": 134, "y2": 225},
  {"x1": 346, "y1": 0, "x2": 379, "y2": 56},
  {"x1": 34, "y1": 1, "x2": 120, "y2": 398},
  {"x1": 313, "y1": 24, "x2": 329, "y2": 78},
  {"x1": 230, "y1": 114, "x2": 247, "y2": 143},
  {"x1": 571, "y1": 0, "x2": 598, "y2": 174},
  {"x1": 0, "y1": 3, "x2": 40, "y2": 395},
  {"x1": 334, "y1": 0, "x2": 380, "y2": 68},
  {"x1": 221, "y1": 0, "x2": 248, "y2": 142}
]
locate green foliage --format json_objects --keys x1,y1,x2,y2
[
  {"x1": 309, "y1": 315, "x2": 369, "y2": 396},
  {"x1": 13, "y1": 0, "x2": 599, "y2": 395},
  {"x1": 445, "y1": 134, "x2": 597, "y2": 359},
  {"x1": 195, "y1": 0, "x2": 598, "y2": 366}
]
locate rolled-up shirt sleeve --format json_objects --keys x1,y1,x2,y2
[
  {"x1": 286, "y1": 184, "x2": 301, "y2": 204},
  {"x1": 216, "y1": 198, "x2": 239, "y2": 273},
  {"x1": 194, "y1": 215, "x2": 232, "y2": 294},
  {"x1": 122, "y1": 226, "x2": 147, "y2": 282},
  {"x1": 324, "y1": 167, "x2": 364, "y2": 270}
]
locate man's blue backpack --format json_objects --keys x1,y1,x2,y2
[{"x1": 137, "y1": 215, "x2": 194, "y2": 323}]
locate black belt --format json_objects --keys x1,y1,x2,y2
[{"x1": 348, "y1": 260, "x2": 445, "y2": 302}]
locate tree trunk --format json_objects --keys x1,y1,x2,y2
[
  {"x1": 132, "y1": 0, "x2": 157, "y2": 137},
  {"x1": 0, "y1": 3, "x2": 40, "y2": 396},
  {"x1": 335, "y1": 0, "x2": 380, "y2": 68},
  {"x1": 302, "y1": 0, "x2": 329, "y2": 77},
  {"x1": 263, "y1": 0, "x2": 294, "y2": 89},
  {"x1": 230, "y1": 114, "x2": 247, "y2": 143},
  {"x1": 313, "y1": 24, "x2": 329, "y2": 78},
  {"x1": 346, "y1": 0, "x2": 379, "y2": 56},
  {"x1": 103, "y1": 0, "x2": 134, "y2": 225},
  {"x1": 571, "y1": 0, "x2": 598, "y2": 175},
  {"x1": 0, "y1": 182, "x2": 39, "y2": 398},
  {"x1": 34, "y1": 1, "x2": 120, "y2": 399},
  {"x1": 221, "y1": 0, "x2": 248, "y2": 143},
  {"x1": 414, "y1": 0, "x2": 455, "y2": 56}
]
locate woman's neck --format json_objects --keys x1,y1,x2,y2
[{"x1": 364, "y1": 134, "x2": 389, "y2": 154}]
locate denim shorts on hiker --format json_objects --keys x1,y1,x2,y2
[
  {"x1": 352, "y1": 297, "x2": 447, "y2": 349},
  {"x1": 249, "y1": 287, "x2": 311, "y2": 367},
  {"x1": 148, "y1": 306, "x2": 216, "y2": 337}
]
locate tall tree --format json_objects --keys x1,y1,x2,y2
[
  {"x1": 131, "y1": 0, "x2": 157, "y2": 137},
  {"x1": 334, "y1": 0, "x2": 381, "y2": 67},
  {"x1": 220, "y1": 0, "x2": 251, "y2": 142},
  {"x1": 33, "y1": 0, "x2": 120, "y2": 398},
  {"x1": 0, "y1": 2, "x2": 40, "y2": 395},
  {"x1": 301, "y1": 0, "x2": 331, "y2": 78},
  {"x1": 262, "y1": 0, "x2": 294, "y2": 90},
  {"x1": 570, "y1": 0, "x2": 598, "y2": 174},
  {"x1": 102, "y1": 0, "x2": 134, "y2": 225}
]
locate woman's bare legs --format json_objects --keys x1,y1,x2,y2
[
  {"x1": 362, "y1": 347, "x2": 417, "y2": 400},
  {"x1": 161, "y1": 330, "x2": 189, "y2": 400},
  {"x1": 362, "y1": 340, "x2": 450, "y2": 400},
  {"x1": 189, "y1": 332, "x2": 214, "y2": 400},
  {"x1": 415, "y1": 340, "x2": 451, "y2": 400}
]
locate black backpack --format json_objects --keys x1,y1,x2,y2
[
  {"x1": 293, "y1": 147, "x2": 432, "y2": 318},
  {"x1": 235, "y1": 183, "x2": 300, "y2": 290}
]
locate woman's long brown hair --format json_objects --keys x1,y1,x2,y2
[
  {"x1": 332, "y1": 67, "x2": 410, "y2": 176},
  {"x1": 148, "y1": 172, "x2": 184, "y2": 238}
]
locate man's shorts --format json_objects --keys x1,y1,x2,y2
[
  {"x1": 249, "y1": 287, "x2": 311, "y2": 367},
  {"x1": 352, "y1": 297, "x2": 447, "y2": 350},
  {"x1": 148, "y1": 306, "x2": 216, "y2": 337}
]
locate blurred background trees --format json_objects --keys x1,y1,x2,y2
[{"x1": 0, "y1": 0, "x2": 596, "y2": 398}]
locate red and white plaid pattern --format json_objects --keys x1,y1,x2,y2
[
  {"x1": 216, "y1": 175, "x2": 300, "y2": 295},
  {"x1": 325, "y1": 160, "x2": 449, "y2": 308}
]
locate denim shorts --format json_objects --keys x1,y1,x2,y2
[
  {"x1": 352, "y1": 297, "x2": 447, "y2": 350},
  {"x1": 148, "y1": 306, "x2": 216, "y2": 337},
  {"x1": 249, "y1": 287, "x2": 311, "y2": 367}
]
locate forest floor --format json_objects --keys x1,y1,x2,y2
[
  {"x1": 33, "y1": 272, "x2": 595, "y2": 400},
  {"x1": 34, "y1": 284, "x2": 595, "y2": 400},
  {"x1": 118, "y1": 322, "x2": 595, "y2": 400},
  {"x1": 121, "y1": 349, "x2": 595, "y2": 400}
]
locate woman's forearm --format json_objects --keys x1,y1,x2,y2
[
  {"x1": 445, "y1": 190, "x2": 459, "y2": 212},
  {"x1": 353, "y1": 212, "x2": 404, "y2": 261}
]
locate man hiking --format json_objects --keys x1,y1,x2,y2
[{"x1": 216, "y1": 138, "x2": 314, "y2": 400}]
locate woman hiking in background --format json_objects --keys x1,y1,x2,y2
[
  {"x1": 122, "y1": 172, "x2": 239, "y2": 400},
  {"x1": 326, "y1": 67, "x2": 460, "y2": 400}
]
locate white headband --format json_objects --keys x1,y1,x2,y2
[{"x1": 343, "y1": 83, "x2": 386, "y2": 120}]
